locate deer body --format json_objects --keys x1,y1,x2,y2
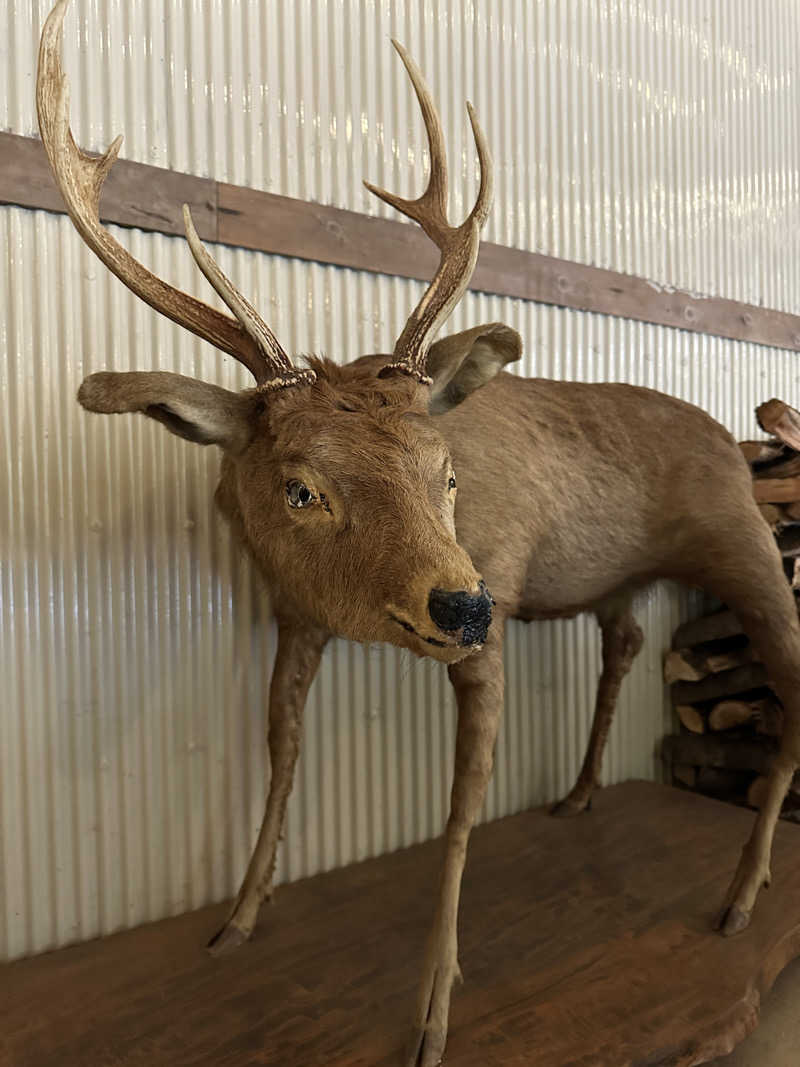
[
  {"x1": 36, "y1": 4, "x2": 800, "y2": 1065},
  {"x1": 206, "y1": 355, "x2": 797, "y2": 1066},
  {"x1": 438, "y1": 371, "x2": 750, "y2": 618}
]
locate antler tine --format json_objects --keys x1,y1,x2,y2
[
  {"x1": 363, "y1": 40, "x2": 449, "y2": 243},
  {"x1": 465, "y1": 102, "x2": 494, "y2": 229},
  {"x1": 364, "y1": 40, "x2": 494, "y2": 384},
  {"x1": 37, "y1": 0, "x2": 311, "y2": 391},
  {"x1": 182, "y1": 207, "x2": 315, "y2": 391}
]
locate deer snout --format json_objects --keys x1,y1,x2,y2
[{"x1": 428, "y1": 580, "x2": 493, "y2": 647}]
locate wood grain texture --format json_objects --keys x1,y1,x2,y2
[
  {"x1": 0, "y1": 133, "x2": 217, "y2": 241},
  {"x1": 218, "y1": 179, "x2": 440, "y2": 281},
  {"x1": 753, "y1": 477, "x2": 800, "y2": 503},
  {"x1": 672, "y1": 610, "x2": 746, "y2": 649},
  {"x1": 3, "y1": 782, "x2": 800, "y2": 1067},
  {"x1": 670, "y1": 664, "x2": 770, "y2": 706},
  {"x1": 4, "y1": 131, "x2": 800, "y2": 352}
]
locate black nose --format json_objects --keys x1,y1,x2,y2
[{"x1": 428, "y1": 580, "x2": 493, "y2": 646}]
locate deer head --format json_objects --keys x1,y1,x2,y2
[{"x1": 38, "y1": 0, "x2": 521, "y2": 663}]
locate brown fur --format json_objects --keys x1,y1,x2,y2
[
  {"x1": 80, "y1": 337, "x2": 800, "y2": 1067},
  {"x1": 216, "y1": 357, "x2": 480, "y2": 653},
  {"x1": 40, "y1": 5, "x2": 800, "y2": 1060}
]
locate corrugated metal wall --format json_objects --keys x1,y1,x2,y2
[{"x1": 2, "y1": 0, "x2": 799, "y2": 962}]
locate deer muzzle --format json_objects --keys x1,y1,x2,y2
[{"x1": 428, "y1": 580, "x2": 493, "y2": 647}]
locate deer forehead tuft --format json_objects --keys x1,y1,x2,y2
[{"x1": 263, "y1": 358, "x2": 427, "y2": 432}]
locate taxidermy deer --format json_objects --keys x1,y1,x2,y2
[{"x1": 37, "y1": 1, "x2": 800, "y2": 1064}]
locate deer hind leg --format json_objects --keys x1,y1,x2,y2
[
  {"x1": 405, "y1": 629, "x2": 505, "y2": 1067},
  {"x1": 551, "y1": 598, "x2": 643, "y2": 817},
  {"x1": 695, "y1": 515, "x2": 800, "y2": 935},
  {"x1": 207, "y1": 620, "x2": 328, "y2": 956}
]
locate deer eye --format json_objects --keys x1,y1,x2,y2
[
  {"x1": 448, "y1": 472, "x2": 457, "y2": 491},
  {"x1": 286, "y1": 480, "x2": 316, "y2": 508}
]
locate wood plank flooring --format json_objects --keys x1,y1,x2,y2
[{"x1": 4, "y1": 782, "x2": 800, "y2": 1067}]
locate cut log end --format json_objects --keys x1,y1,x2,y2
[
  {"x1": 709, "y1": 700, "x2": 757, "y2": 731},
  {"x1": 664, "y1": 644, "x2": 760, "y2": 685},
  {"x1": 708, "y1": 697, "x2": 782, "y2": 735},
  {"x1": 676, "y1": 705, "x2": 705, "y2": 734},
  {"x1": 740, "y1": 439, "x2": 783, "y2": 464},
  {"x1": 663, "y1": 650, "x2": 704, "y2": 685},
  {"x1": 756, "y1": 398, "x2": 800, "y2": 451}
]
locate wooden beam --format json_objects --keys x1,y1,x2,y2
[
  {"x1": 3, "y1": 130, "x2": 800, "y2": 354},
  {"x1": 217, "y1": 179, "x2": 440, "y2": 281},
  {"x1": 1, "y1": 132, "x2": 217, "y2": 241}
]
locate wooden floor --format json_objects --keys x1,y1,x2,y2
[{"x1": 4, "y1": 782, "x2": 800, "y2": 1067}]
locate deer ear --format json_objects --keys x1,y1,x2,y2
[
  {"x1": 77, "y1": 371, "x2": 257, "y2": 452},
  {"x1": 426, "y1": 323, "x2": 522, "y2": 414}
]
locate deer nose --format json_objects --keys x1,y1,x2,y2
[{"x1": 428, "y1": 580, "x2": 493, "y2": 646}]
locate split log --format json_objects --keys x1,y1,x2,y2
[
  {"x1": 704, "y1": 645, "x2": 761, "y2": 673},
  {"x1": 707, "y1": 697, "x2": 782, "y2": 735},
  {"x1": 676, "y1": 705, "x2": 705, "y2": 734},
  {"x1": 756, "y1": 398, "x2": 800, "y2": 450},
  {"x1": 671, "y1": 610, "x2": 744, "y2": 649},
  {"x1": 664, "y1": 644, "x2": 759, "y2": 685},
  {"x1": 752, "y1": 477, "x2": 800, "y2": 504},
  {"x1": 740, "y1": 439, "x2": 784, "y2": 464},
  {"x1": 753, "y1": 452, "x2": 800, "y2": 479},
  {"x1": 664, "y1": 651, "x2": 704, "y2": 684},
  {"x1": 670, "y1": 663, "x2": 769, "y2": 707},
  {"x1": 662, "y1": 733, "x2": 777, "y2": 775},
  {"x1": 709, "y1": 699, "x2": 761, "y2": 731}
]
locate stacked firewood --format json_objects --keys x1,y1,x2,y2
[
  {"x1": 662, "y1": 397, "x2": 800, "y2": 819},
  {"x1": 743, "y1": 398, "x2": 800, "y2": 577}
]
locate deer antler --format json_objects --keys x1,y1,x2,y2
[
  {"x1": 364, "y1": 41, "x2": 493, "y2": 385},
  {"x1": 37, "y1": 0, "x2": 314, "y2": 391}
]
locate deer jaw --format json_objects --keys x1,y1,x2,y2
[{"x1": 216, "y1": 360, "x2": 490, "y2": 663}]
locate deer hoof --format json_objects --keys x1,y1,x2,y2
[
  {"x1": 404, "y1": 1025, "x2": 446, "y2": 1067},
  {"x1": 206, "y1": 919, "x2": 251, "y2": 957},
  {"x1": 713, "y1": 904, "x2": 752, "y2": 937},
  {"x1": 549, "y1": 793, "x2": 592, "y2": 818}
]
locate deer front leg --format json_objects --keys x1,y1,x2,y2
[
  {"x1": 208, "y1": 619, "x2": 328, "y2": 956},
  {"x1": 551, "y1": 601, "x2": 643, "y2": 817},
  {"x1": 406, "y1": 635, "x2": 504, "y2": 1067}
]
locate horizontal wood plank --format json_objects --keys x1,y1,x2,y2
[
  {"x1": 4, "y1": 130, "x2": 800, "y2": 354},
  {"x1": 218, "y1": 179, "x2": 440, "y2": 280},
  {"x1": 0, "y1": 132, "x2": 217, "y2": 241}
]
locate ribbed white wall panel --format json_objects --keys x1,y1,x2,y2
[
  {"x1": 2, "y1": 0, "x2": 800, "y2": 961},
  {"x1": 5, "y1": 2, "x2": 800, "y2": 312}
]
